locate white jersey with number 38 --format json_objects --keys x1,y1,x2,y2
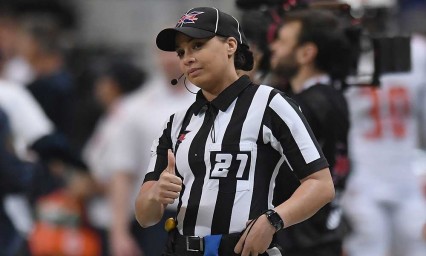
[{"x1": 345, "y1": 35, "x2": 426, "y2": 183}]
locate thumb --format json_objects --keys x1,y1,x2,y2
[{"x1": 166, "y1": 149, "x2": 176, "y2": 175}]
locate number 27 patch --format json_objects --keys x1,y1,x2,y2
[{"x1": 209, "y1": 151, "x2": 251, "y2": 180}]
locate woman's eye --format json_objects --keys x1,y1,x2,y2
[
  {"x1": 193, "y1": 42, "x2": 203, "y2": 50},
  {"x1": 176, "y1": 50, "x2": 184, "y2": 58}
]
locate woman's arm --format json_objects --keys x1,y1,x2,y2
[
  {"x1": 135, "y1": 150, "x2": 181, "y2": 228},
  {"x1": 276, "y1": 167, "x2": 335, "y2": 227},
  {"x1": 235, "y1": 168, "x2": 334, "y2": 256},
  {"x1": 135, "y1": 181, "x2": 166, "y2": 228}
]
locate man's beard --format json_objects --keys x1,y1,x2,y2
[{"x1": 272, "y1": 52, "x2": 300, "y2": 81}]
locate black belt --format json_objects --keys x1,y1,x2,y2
[
  {"x1": 168, "y1": 230, "x2": 240, "y2": 255},
  {"x1": 176, "y1": 234, "x2": 204, "y2": 252},
  {"x1": 165, "y1": 230, "x2": 284, "y2": 256}
]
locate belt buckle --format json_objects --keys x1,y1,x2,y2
[{"x1": 186, "y1": 236, "x2": 203, "y2": 252}]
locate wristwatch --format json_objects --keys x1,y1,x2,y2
[{"x1": 264, "y1": 209, "x2": 284, "y2": 232}]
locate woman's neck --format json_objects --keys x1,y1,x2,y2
[{"x1": 202, "y1": 71, "x2": 239, "y2": 101}]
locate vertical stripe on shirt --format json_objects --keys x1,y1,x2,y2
[
  {"x1": 210, "y1": 88, "x2": 255, "y2": 234},
  {"x1": 183, "y1": 106, "x2": 218, "y2": 235}
]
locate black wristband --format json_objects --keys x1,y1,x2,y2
[{"x1": 264, "y1": 209, "x2": 284, "y2": 232}]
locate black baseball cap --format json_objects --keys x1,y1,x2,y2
[{"x1": 156, "y1": 7, "x2": 249, "y2": 51}]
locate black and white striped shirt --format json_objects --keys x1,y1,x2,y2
[{"x1": 144, "y1": 75, "x2": 328, "y2": 237}]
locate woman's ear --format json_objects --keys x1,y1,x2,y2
[{"x1": 226, "y1": 37, "x2": 238, "y2": 56}]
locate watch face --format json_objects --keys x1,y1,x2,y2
[
  {"x1": 266, "y1": 210, "x2": 283, "y2": 230},
  {"x1": 269, "y1": 212, "x2": 281, "y2": 224}
]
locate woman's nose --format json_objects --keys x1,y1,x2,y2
[{"x1": 183, "y1": 54, "x2": 195, "y2": 66}]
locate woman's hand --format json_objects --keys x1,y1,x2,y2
[
  {"x1": 150, "y1": 150, "x2": 182, "y2": 205},
  {"x1": 234, "y1": 215, "x2": 276, "y2": 256}
]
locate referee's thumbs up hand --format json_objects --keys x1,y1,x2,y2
[
  {"x1": 166, "y1": 149, "x2": 176, "y2": 175},
  {"x1": 156, "y1": 149, "x2": 182, "y2": 205}
]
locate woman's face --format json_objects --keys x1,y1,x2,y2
[{"x1": 175, "y1": 33, "x2": 237, "y2": 92}]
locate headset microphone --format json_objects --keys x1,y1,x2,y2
[
  {"x1": 170, "y1": 74, "x2": 184, "y2": 85},
  {"x1": 169, "y1": 73, "x2": 197, "y2": 94}
]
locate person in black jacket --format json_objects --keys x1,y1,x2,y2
[{"x1": 270, "y1": 9, "x2": 352, "y2": 256}]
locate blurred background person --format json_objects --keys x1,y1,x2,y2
[
  {"x1": 83, "y1": 60, "x2": 147, "y2": 256},
  {"x1": 0, "y1": 56, "x2": 98, "y2": 256},
  {"x1": 0, "y1": 1, "x2": 34, "y2": 85},
  {"x1": 269, "y1": 8, "x2": 352, "y2": 256},
  {"x1": 0, "y1": 3, "x2": 97, "y2": 255},
  {"x1": 238, "y1": 2, "x2": 426, "y2": 256},
  {"x1": 0, "y1": 102, "x2": 96, "y2": 256},
  {"x1": 17, "y1": 14, "x2": 76, "y2": 140},
  {"x1": 0, "y1": 106, "x2": 40, "y2": 256},
  {"x1": 83, "y1": 43, "x2": 196, "y2": 255},
  {"x1": 0, "y1": 70, "x2": 98, "y2": 256},
  {"x1": 125, "y1": 47, "x2": 196, "y2": 255},
  {"x1": 238, "y1": 3, "x2": 352, "y2": 255},
  {"x1": 0, "y1": 78, "x2": 53, "y2": 240},
  {"x1": 340, "y1": 2, "x2": 426, "y2": 255}
]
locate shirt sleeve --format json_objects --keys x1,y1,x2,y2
[
  {"x1": 265, "y1": 91, "x2": 329, "y2": 179},
  {"x1": 143, "y1": 114, "x2": 175, "y2": 182},
  {"x1": 0, "y1": 85, "x2": 53, "y2": 146}
]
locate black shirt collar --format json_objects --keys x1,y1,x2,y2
[{"x1": 193, "y1": 75, "x2": 252, "y2": 115}]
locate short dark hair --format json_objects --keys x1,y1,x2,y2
[
  {"x1": 100, "y1": 61, "x2": 146, "y2": 95},
  {"x1": 282, "y1": 9, "x2": 352, "y2": 81}
]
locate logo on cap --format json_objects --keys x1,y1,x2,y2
[{"x1": 176, "y1": 11, "x2": 204, "y2": 26}]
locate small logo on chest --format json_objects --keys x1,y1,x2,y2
[{"x1": 177, "y1": 130, "x2": 190, "y2": 144}]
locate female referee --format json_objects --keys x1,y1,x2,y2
[{"x1": 135, "y1": 7, "x2": 335, "y2": 256}]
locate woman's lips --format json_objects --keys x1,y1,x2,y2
[{"x1": 188, "y1": 68, "x2": 201, "y2": 76}]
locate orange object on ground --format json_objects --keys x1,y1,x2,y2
[{"x1": 28, "y1": 190, "x2": 100, "y2": 256}]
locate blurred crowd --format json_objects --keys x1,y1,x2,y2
[{"x1": 0, "y1": 0, "x2": 425, "y2": 256}]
